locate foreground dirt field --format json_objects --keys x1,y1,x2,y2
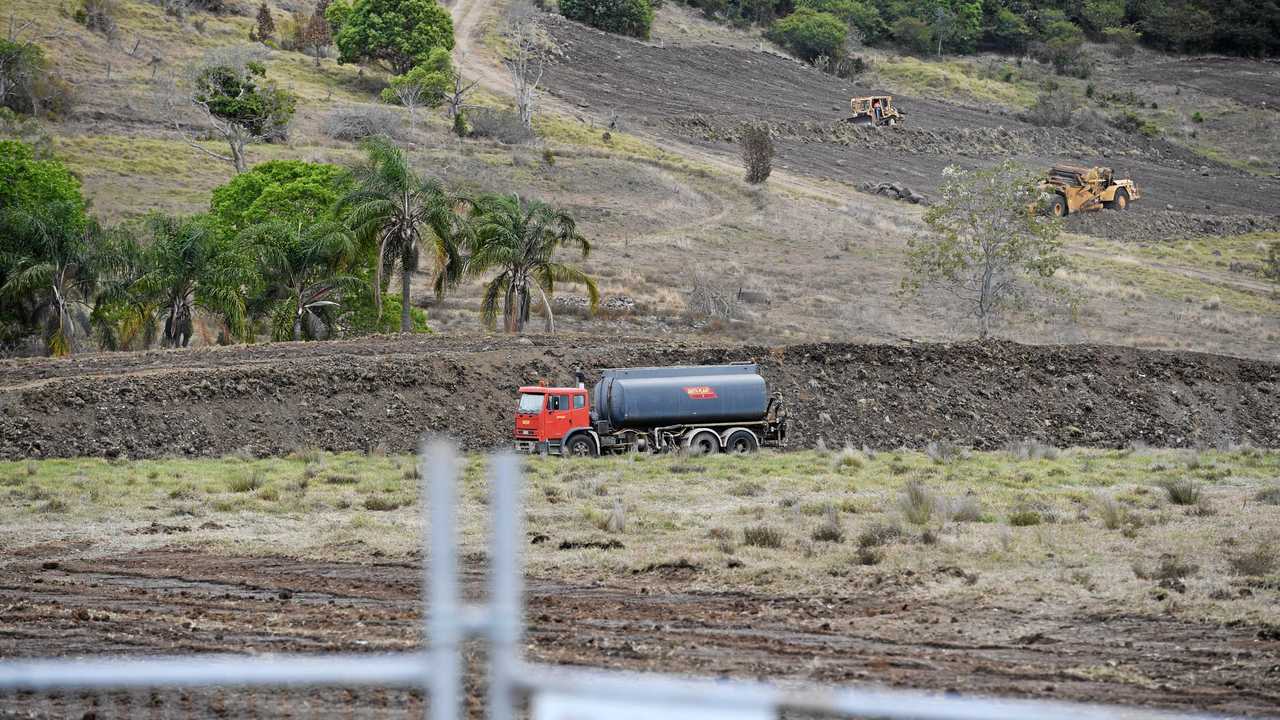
[
  {"x1": 2, "y1": 336, "x2": 1278, "y2": 459},
  {"x1": 1, "y1": 551, "x2": 1278, "y2": 717},
  {"x1": 3, "y1": 447, "x2": 1279, "y2": 717}
]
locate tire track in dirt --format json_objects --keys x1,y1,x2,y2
[{"x1": 2, "y1": 550, "x2": 1278, "y2": 716}]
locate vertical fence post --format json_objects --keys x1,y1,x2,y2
[
  {"x1": 424, "y1": 441, "x2": 460, "y2": 720},
  {"x1": 488, "y1": 453, "x2": 524, "y2": 720}
]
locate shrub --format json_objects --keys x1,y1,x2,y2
[
  {"x1": 1101, "y1": 26, "x2": 1140, "y2": 57},
  {"x1": 605, "y1": 501, "x2": 626, "y2": 533},
  {"x1": 743, "y1": 525, "x2": 784, "y2": 548},
  {"x1": 795, "y1": 0, "x2": 885, "y2": 43},
  {"x1": 1023, "y1": 89, "x2": 1076, "y2": 127},
  {"x1": 363, "y1": 495, "x2": 403, "y2": 511},
  {"x1": 899, "y1": 480, "x2": 935, "y2": 525},
  {"x1": 739, "y1": 122, "x2": 773, "y2": 185},
  {"x1": 1132, "y1": 555, "x2": 1198, "y2": 581},
  {"x1": 890, "y1": 15, "x2": 931, "y2": 54},
  {"x1": 257, "y1": 486, "x2": 280, "y2": 502},
  {"x1": 1159, "y1": 478, "x2": 1202, "y2": 506},
  {"x1": 767, "y1": 9, "x2": 847, "y2": 62},
  {"x1": 559, "y1": 0, "x2": 653, "y2": 39},
  {"x1": 1005, "y1": 439, "x2": 1058, "y2": 461},
  {"x1": 228, "y1": 474, "x2": 264, "y2": 493},
  {"x1": 76, "y1": 0, "x2": 120, "y2": 38},
  {"x1": 323, "y1": 105, "x2": 403, "y2": 141},
  {"x1": 856, "y1": 545, "x2": 883, "y2": 565},
  {"x1": 811, "y1": 507, "x2": 844, "y2": 543},
  {"x1": 924, "y1": 440, "x2": 961, "y2": 464},
  {"x1": 729, "y1": 480, "x2": 765, "y2": 497},
  {"x1": 1256, "y1": 486, "x2": 1280, "y2": 506},
  {"x1": 466, "y1": 107, "x2": 532, "y2": 144},
  {"x1": 833, "y1": 444, "x2": 863, "y2": 469},
  {"x1": 948, "y1": 495, "x2": 983, "y2": 523},
  {"x1": 857, "y1": 521, "x2": 903, "y2": 548},
  {"x1": 1227, "y1": 543, "x2": 1278, "y2": 577},
  {"x1": 1008, "y1": 507, "x2": 1042, "y2": 526},
  {"x1": 1096, "y1": 494, "x2": 1127, "y2": 530}
]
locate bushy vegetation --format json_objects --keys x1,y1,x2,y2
[
  {"x1": 695, "y1": 0, "x2": 1279, "y2": 73},
  {"x1": 765, "y1": 8, "x2": 847, "y2": 61},
  {"x1": 0, "y1": 131, "x2": 598, "y2": 356},
  {"x1": 328, "y1": 0, "x2": 455, "y2": 74},
  {"x1": 559, "y1": 0, "x2": 655, "y2": 39}
]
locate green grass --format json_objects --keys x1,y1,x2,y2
[
  {"x1": 4, "y1": 448, "x2": 1278, "y2": 608},
  {"x1": 873, "y1": 56, "x2": 1036, "y2": 109},
  {"x1": 1072, "y1": 253, "x2": 1279, "y2": 317}
]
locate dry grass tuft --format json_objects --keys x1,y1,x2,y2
[
  {"x1": 947, "y1": 495, "x2": 984, "y2": 522},
  {"x1": 811, "y1": 507, "x2": 845, "y2": 543},
  {"x1": 1006, "y1": 439, "x2": 1059, "y2": 461},
  {"x1": 1254, "y1": 486, "x2": 1280, "y2": 506},
  {"x1": 729, "y1": 480, "x2": 766, "y2": 497},
  {"x1": 833, "y1": 444, "x2": 863, "y2": 470},
  {"x1": 1227, "y1": 542, "x2": 1278, "y2": 577},
  {"x1": 925, "y1": 440, "x2": 962, "y2": 464},
  {"x1": 362, "y1": 495, "x2": 403, "y2": 512},
  {"x1": 743, "y1": 525, "x2": 784, "y2": 549},
  {"x1": 228, "y1": 473, "x2": 264, "y2": 493},
  {"x1": 1133, "y1": 555, "x2": 1199, "y2": 581},
  {"x1": 1160, "y1": 478, "x2": 1203, "y2": 506},
  {"x1": 899, "y1": 480, "x2": 936, "y2": 525},
  {"x1": 857, "y1": 521, "x2": 903, "y2": 548}
]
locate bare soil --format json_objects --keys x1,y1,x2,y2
[
  {"x1": 1, "y1": 336, "x2": 1276, "y2": 459},
  {"x1": 2, "y1": 549, "x2": 1278, "y2": 717},
  {"x1": 541, "y1": 18, "x2": 1280, "y2": 228}
]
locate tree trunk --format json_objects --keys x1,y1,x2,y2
[
  {"x1": 230, "y1": 136, "x2": 247, "y2": 174},
  {"x1": 400, "y1": 264, "x2": 412, "y2": 333}
]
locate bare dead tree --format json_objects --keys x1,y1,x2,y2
[
  {"x1": 390, "y1": 79, "x2": 428, "y2": 132},
  {"x1": 443, "y1": 61, "x2": 478, "y2": 119},
  {"x1": 500, "y1": 5, "x2": 559, "y2": 129}
]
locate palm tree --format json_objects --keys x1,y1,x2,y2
[
  {"x1": 126, "y1": 214, "x2": 251, "y2": 348},
  {"x1": 467, "y1": 193, "x2": 598, "y2": 333},
  {"x1": 341, "y1": 136, "x2": 465, "y2": 333},
  {"x1": 238, "y1": 218, "x2": 362, "y2": 341},
  {"x1": 0, "y1": 201, "x2": 107, "y2": 356}
]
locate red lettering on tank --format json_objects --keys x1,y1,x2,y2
[{"x1": 683, "y1": 386, "x2": 718, "y2": 399}]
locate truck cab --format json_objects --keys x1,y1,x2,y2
[{"x1": 514, "y1": 386, "x2": 591, "y2": 455}]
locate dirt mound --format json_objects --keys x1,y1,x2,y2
[
  {"x1": 1067, "y1": 207, "x2": 1280, "y2": 242},
  {"x1": 1, "y1": 337, "x2": 1275, "y2": 459}
]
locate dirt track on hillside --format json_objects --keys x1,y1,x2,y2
[
  {"x1": 540, "y1": 17, "x2": 1280, "y2": 229},
  {"x1": 1, "y1": 336, "x2": 1276, "y2": 459},
  {"x1": 2, "y1": 549, "x2": 1279, "y2": 717}
]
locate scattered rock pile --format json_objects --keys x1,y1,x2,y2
[{"x1": 863, "y1": 181, "x2": 928, "y2": 205}]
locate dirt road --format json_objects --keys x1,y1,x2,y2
[{"x1": 2, "y1": 549, "x2": 1278, "y2": 717}]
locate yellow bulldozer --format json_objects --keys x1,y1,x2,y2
[
  {"x1": 846, "y1": 96, "x2": 902, "y2": 126},
  {"x1": 1041, "y1": 165, "x2": 1139, "y2": 217}
]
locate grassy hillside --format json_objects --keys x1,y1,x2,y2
[{"x1": 5, "y1": 0, "x2": 1277, "y2": 354}]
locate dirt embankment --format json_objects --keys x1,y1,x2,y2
[{"x1": 1, "y1": 337, "x2": 1276, "y2": 459}]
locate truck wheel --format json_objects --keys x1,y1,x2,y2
[
  {"x1": 564, "y1": 435, "x2": 597, "y2": 458},
  {"x1": 1048, "y1": 194, "x2": 1067, "y2": 218},
  {"x1": 1113, "y1": 189, "x2": 1129, "y2": 211},
  {"x1": 725, "y1": 430, "x2": 759, "y2": 454},
  {"x1": 685, "y1": 432, "x2": 718, "y2": 456}
]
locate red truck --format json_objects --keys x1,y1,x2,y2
[{"x1": 514, "y1": 363, "x2": 787, "y2": 456}]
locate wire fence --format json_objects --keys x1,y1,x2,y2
[{"x1": 0, "y1": 442, "x2": 1236, "y2": 720}]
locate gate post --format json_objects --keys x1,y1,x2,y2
[
  {"x1": 489, "y1": 453, "x2": 524, "y2": 720},
  {"x1": 424, "y1": 441, "x2": 461, "y2": 720}
]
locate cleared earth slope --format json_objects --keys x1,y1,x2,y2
[{"x1": 2, "y1": 336, "x2": 1276, "y2": 459}]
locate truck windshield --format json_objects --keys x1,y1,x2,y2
[{"x1": 518, "y1": 393, "x2": 545, "y2": 413}]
